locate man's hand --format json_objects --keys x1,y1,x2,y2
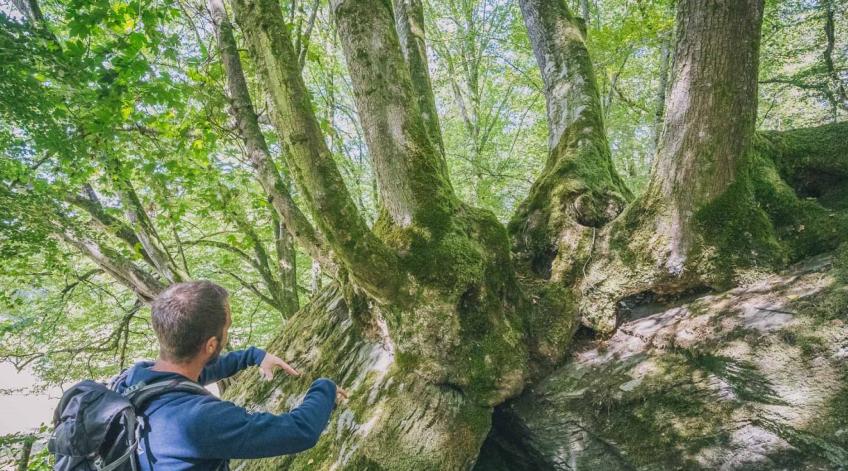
[
  {"x1": 259, "y1": 352, "x2": 301, "y2": 380},
  {"x1": 336, "y1": 386, "x2": 349, "y2": 405}
]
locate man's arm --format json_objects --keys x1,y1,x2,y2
[
  {"x1": 184, "y1": 378, "x2": 338, "y2": 458},
  {"x1": 198, "y1": 347, "x2": 266, "y2": 385}
]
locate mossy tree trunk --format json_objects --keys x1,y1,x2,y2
[
  {"x1": 642, "y1": 0, "x2": 765, "y2": 276},
  {"x1": 222, "y1": 0, "x2": 534, "y2": 467},
  {"x1": 509, "y1": 0, "x2": 630, "y2": 350}
]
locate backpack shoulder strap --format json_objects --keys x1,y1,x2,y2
[{"x1": 124, "y1": 379, "x2": 211, "y2": 410}]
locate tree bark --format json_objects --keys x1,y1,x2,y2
[
  {"x1": 392, "y1": 0, "x2": 446, "y2": 157},
  {"x1": 226, "y1": 284, "x2": 494, "y2": 471},
  {"x1": 576, "y1": 0, "x2": 793, "y2": 334},
  {"x1": 272, "y1": 213, "x2": 300, "y2": 317},
  {"x1": 310, "y1": 258, "x2": 322, "y2": 294},
  {"x1": 512, "y1": 0, "x2": 631, "y2": 277},
  {"x1": 653, "y1": 33, "x2": 672, "y2": 148}
]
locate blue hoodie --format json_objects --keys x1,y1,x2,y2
[{"x1": 115, "y1": 347, "x2": 336, "y2": 470}]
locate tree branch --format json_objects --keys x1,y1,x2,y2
[
  {"x1": 219, "y1": 186, "x2": 297, "y2": 318},
  {"x1": 392, "y1": 0, "x2": 445, "y2": 156},
  {"x1": 510, "y1": 0, "x2": 631, "y2": 278},
  {"x1": 297, "y1": 0, "x2": 320, "y2": 69},
  {"x1": 64, "y1": 187, "x2": 158, "y2": 269},
  {"x1": 822, "y1": 0, "x2": 848, "y2": 113},
  {"x1": 271, "y1": 212, "x2": 300, "y2": 317},
  {"x1": 57, "y1": 229, "x2": 165, "y2": 302},
  {"x1": 10, "y1": 0, "x2": 43, "y2": 23}
]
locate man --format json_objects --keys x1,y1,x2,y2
[{"x1": 115, "y1": 280, "x2": 346, "y2": 470}]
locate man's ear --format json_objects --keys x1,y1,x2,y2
[{"x1": 205, "y1": 336, "x2": 219, "y2": 354}]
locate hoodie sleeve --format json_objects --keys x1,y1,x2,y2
[
  {"x1": 183, "y1": 378, "x2": 337, "y2": 459},
  {"x1": 198, "y1": 347, "x2": 266, "y2": 385}
]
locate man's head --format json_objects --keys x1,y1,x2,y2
[{"x1": 151, "y1": 281, "x2": 232, "y2": 365}]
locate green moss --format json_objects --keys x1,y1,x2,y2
[
  {"x1": 835, "y1": 243, "x2": 848, "y2": 283},
  {"x1": 375, "y1": 202, "x2": 530, "y2": 405},
  {"x1": 749, "y1": 146, "x2": 848, "y2": 262},
  {"x1": 695, "y1": 175, "x2": 787, "y2": 282},
  {"x1": 759, "y1": 122, "x2": 848, "y2": 190},
  {"x1": 507, "y1": 106, "x2": 632, "y2": 279},
  {"x1": 521, "y1": 281, "x2": 578, "y2": 371},
  {"x1": 607, "y1": 193, "x2": 661, "y2": 268}
]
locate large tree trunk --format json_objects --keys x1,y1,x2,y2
[
  {"x1": 226, "y1": 285, "x2": 494, "y2": 471},
  {"x1": 509, "y1": 0, "x2": 630, "y2": 352},
  {"x1": 223, "y1": 1, "x2": 533, "y2": 467},
  {"x1": 576, "y1": 1, "x2": 848, "y2": 337},
  {"x1": 645, "y1": 0, "x2": 764, "y2": 276}
]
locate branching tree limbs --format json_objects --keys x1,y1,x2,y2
[
  {"x1": 333, "y1": 0, "x2": 456, "y2": 231},
  {"x1": 209, "y1": 0, "x2": 335, "y2": 275},
  {"x1": 217, "y1": 183, "x2": 300, "y2": 318},
  {"x1": 57, "y1": 228, "x2": 165, "y2": 302},
  {"x1": 228, "y1": 0, "x2": 528, "y2": 407},
  {"x1": 112, "y1": 172, "x2": 189, "y2": 284},
  {"x1": 64, "y1": 186, "x2": 158, "y2": 270},
  {"x1": 231, "y1": 0, "x2": 402, "y2": 302}
]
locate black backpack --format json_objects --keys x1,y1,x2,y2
[{"x1": 48, "y1": 372, "x2": 209, "y2": 471}]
